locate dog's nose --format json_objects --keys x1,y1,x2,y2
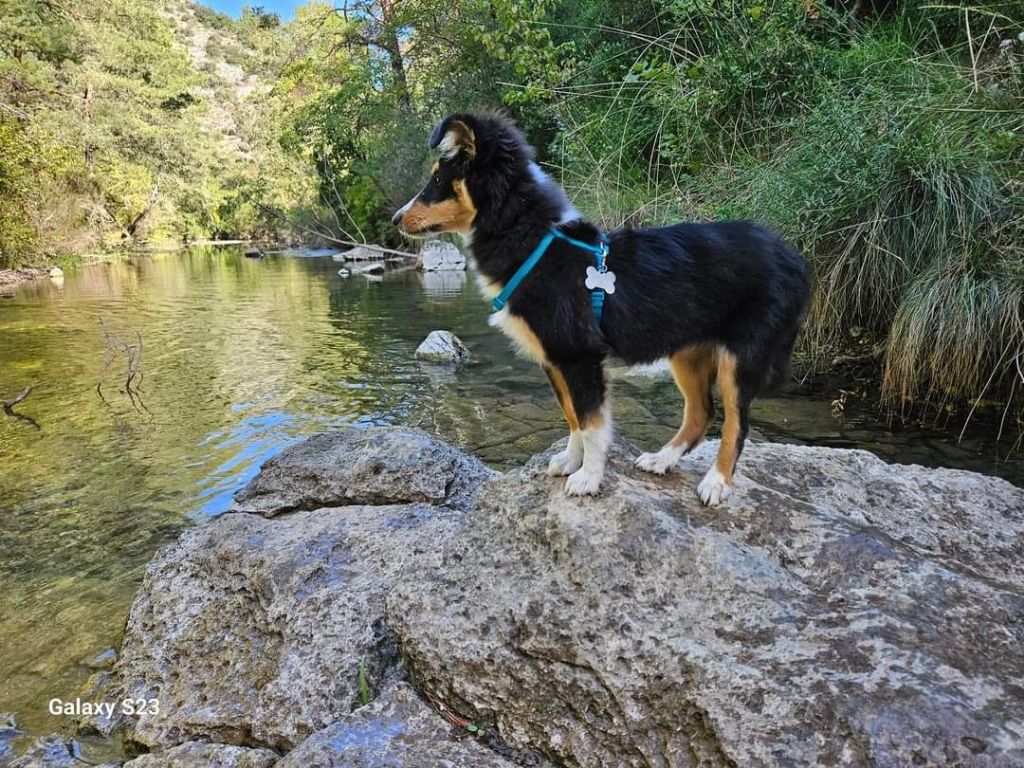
[{"x1": 391, "y1": 209, "x2": 403, "y2": 226}]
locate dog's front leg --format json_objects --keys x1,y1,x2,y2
[
  {"x1": 543, "y1": 366, "x2": 584, "y2": 476},
  {"x1": 551, "y1": 356, "x2": 610, "y2": 496}
]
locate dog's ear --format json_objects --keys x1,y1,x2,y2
[{"x1": 428, "y1": 115, "x2": 476, "y2": 160}]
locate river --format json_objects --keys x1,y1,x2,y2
[{"x1": 0, "y1": 245, "x2": 1019, "y2": 736}]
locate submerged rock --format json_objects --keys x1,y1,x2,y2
[
  {"x1": 6, "y1": 735, "x2": 116, "y2": 768},
  {"x1": 389, "y1": 438, "x2": 1024, "y2": 767},
  {"x1": 419, "y1": 240, "x2": 466, "y2": 271},
  {"x1": 123, "y1": 742, "x2": 278, "y2": 767},
  {"x1": 414, "y1": 330, "x2": 469, "y2": 364}
]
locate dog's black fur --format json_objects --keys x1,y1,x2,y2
[{"x1": 394, "y1": 111, "x2": 810, "y2": 503}]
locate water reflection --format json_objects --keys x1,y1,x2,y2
[{"x1": 0, "y1": 245, "x2": 1020, "y2": 736}]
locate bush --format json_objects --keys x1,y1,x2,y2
[{"x1": 541, "y1": 0, "x2": 1024, "y2": 418}]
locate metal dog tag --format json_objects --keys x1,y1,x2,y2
[{"x1": 585, "y1": 265, "x2": 616, "y2": 294}]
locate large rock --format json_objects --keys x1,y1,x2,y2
[
  {"x1": 389, "y1": 438, "x2": 1024, "y2": 767},
  {"x1": 123, "y1": 742, "x2": 278, "y2": 768},
  {"x1": 93, "y1": 428, "x2": 495, "y2": 752},
  {"x1": 414, "y1": 330, "x2": 469, "y2": 364},
  {"x1": 233, "y1": 427, "x2": 492, "y2": 517},
  {"x1": 419, "y1": 240, "x2": 466, "y2": 271},
  {"x1": 277, "y1": 683, "x2": 538, "y2": 767}
]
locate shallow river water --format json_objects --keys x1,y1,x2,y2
[{"x1": 1, "y1": 246, "x2": 1020, "y2": 736}]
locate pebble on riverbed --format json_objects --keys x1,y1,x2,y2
[
  {"x1": 415, "y1": 331, "x2": 469, "y2": 364},
  {"x1": 81, "y1": 649, "x2": 117, "y2": 670}
]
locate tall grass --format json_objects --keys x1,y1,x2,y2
[{"x1": 541, "y1": 0, "x2": 1024, "y2": 426}]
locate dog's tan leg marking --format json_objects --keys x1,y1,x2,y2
[
  {"x1": 699, "y1": 349, "x2": 740, "y2": 506},
  {"x1": 565, "y1": 405, "x2": 611, "y2": 496},
  {"x1": 636, "y1": 345, "x2": 714, "y2": 475},
  {"x1": 545, "y1": 366, "x2": 583, "y2": 476}
]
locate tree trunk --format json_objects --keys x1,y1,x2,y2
[
  {"x1": 125, "y1": 176, "x2": 160, "y2": 239},
  {"x1": 381, "y1": 28, "x2": 411, "y2": 113}
]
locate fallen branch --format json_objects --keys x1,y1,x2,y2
[
  {"x1": 97, "y1": 320, "x2": 148, "y2": 413},
  {"x1": 2, "y1": 385, "x2": 40, "y2": 430}
]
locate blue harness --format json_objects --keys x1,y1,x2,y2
[{"x1": 491, "y1": 228, "x2": 612, "y2": 323}]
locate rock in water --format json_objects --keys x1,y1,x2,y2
[
  {"x1": 351, "y1": 261, "x2": 385, "y2": 275},
  {"x1": 419, "y1": 240, "x2": 465, "y2": 271},
  {"x1": 47, "y1": 266, "x2": 63, "y2": 278},
  {"x1": 388, "y1": 438, "x2": 1024, "y2": 767},
  {"x1": 84, "y1": 427, "x2": 1024, "y2": 766},
  {"x1": 243, "y1": 248, "x2": 263, "y2": 259},
  {"x1": 414, "y1": 330, "x2": 469, "y2": 364},
  {"x1": 7, "y1": 735, "x2": 117, "y2": 768},
  {"x1": 343, "y1": 244, "x2": 386, "y2": 261}
]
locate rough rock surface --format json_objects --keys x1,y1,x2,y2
[
  {"x1": 389, "y1": 437, "x2": 1024, "y2": 767},
  {"x1": 123, "y1": 742, "x2": 278, "y2": 768},
  {"x1": 419, "y1": 240, "x2": 466, "y2": 271},
  {"x1": 233, "y1": 427, "x2": 492, "y2": 516},
  {"x1": 93, "y1": 428, "x2": 494, "y2": 752},
  {"x1": 414, "y1": 330, "x2": 469, "y2": 364},
  {"x1": 277, "y1": 683, "x2": 536, "y2": 768}
]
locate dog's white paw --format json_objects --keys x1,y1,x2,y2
[
  {"x1": 565, "y1": 466, "x2": 602, "y2": 496},
  {"x1": 697, "y1": 466, "x2": 732, "y2": 506},
  {"x1": 635, "y1": 444, "x2": 685, "y2": 475},
  {"x1": 547, "y1": 449, "x2": 583, "y2": 477}
]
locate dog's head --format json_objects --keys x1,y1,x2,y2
[{"x1": 392, "y1": 112, "x2": 534, "y2": 238}]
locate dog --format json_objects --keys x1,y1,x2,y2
[{"x1": 393, "y1": 111, "x2": 810, "y2": 505}]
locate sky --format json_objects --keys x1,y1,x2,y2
[{"x1": 203, "y1": 0, "x2": 304, "y2": 21}]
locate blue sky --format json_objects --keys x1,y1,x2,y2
[{"x1": 203, "y1": 1, "x2": 304, "y2": 21}]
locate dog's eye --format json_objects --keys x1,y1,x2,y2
[{"x1": 432, "y1": 173, "x2": 441, "y2": 186}]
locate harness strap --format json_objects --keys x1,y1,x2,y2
[{"x1": 491, "y1": 229, "x2": 610, "y2": 324}]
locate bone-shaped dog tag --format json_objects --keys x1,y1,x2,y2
[{"x1": 585, "y1": 265, "x2": 616, "y2": 294}]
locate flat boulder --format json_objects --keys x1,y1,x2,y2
[
  {"x1": 388, "y1": 438, "x2": 1024, "y2": 767},
  {"x1": 233, "y1": 426, "x2": 493, "y2": 516}
]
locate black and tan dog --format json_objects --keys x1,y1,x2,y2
[{"x1": 393, "y1": 111, "x2": 810, "y2": 505}]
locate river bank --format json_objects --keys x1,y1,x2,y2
[{"x1": 0, "y1": 269, "x2": 50, "y2": 292}]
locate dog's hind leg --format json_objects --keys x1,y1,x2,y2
[
  {"x1": 636, "y1": 345, "x2": 715, "y2": 475},
  {"x1": 698, "y1": 348, "x2": 754, "y2": 506},
  {"x1": 544, "y1": 365, "x2": 584, "y2": 477},
  {"x1": 554, "y1": 355, "x2": 610, "y2": 496}
]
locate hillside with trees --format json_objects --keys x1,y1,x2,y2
[{"x1": 1, "y1": 0, "x2": 1022, "y2": 419}]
